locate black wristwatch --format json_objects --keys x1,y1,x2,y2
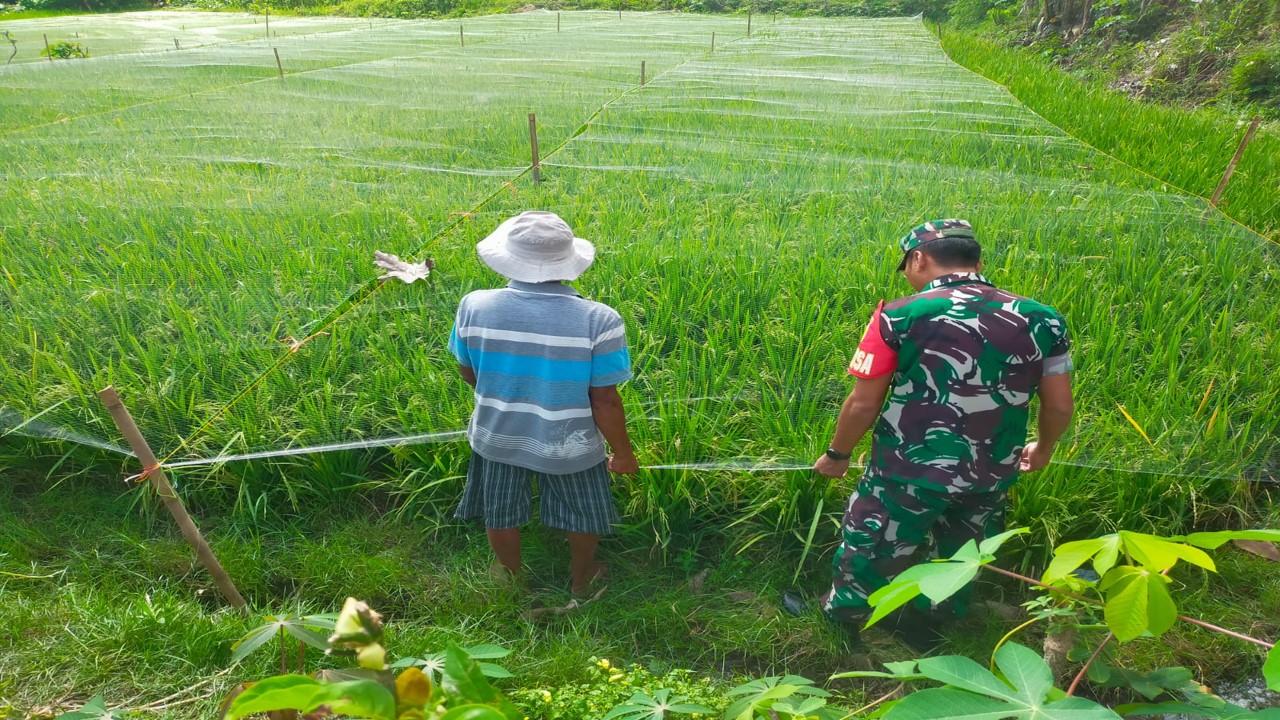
[{"x1": 825, "y1": 447, "x2": 852, "y2": 461}]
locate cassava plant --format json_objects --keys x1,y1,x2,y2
[
  {"x1": 835, "y1": 527, "x2": 1280, "y2": 719},
  {"x1": 230, "y1": 609, "x2": 337, "y2": 675}
]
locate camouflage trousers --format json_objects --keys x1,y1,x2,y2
[{"x1": 822, "y1": 474, "x2": 1007, "y2": 624}]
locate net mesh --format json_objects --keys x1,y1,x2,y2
[{"x1": 2, "y1": 11, "x2": 1277, "y2": 489}]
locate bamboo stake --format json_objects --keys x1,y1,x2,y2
[
  {"x1": 557, "y1": 11, "x2": 561, "y2": 31},
  {"x1": 44, "y1": 33, "x2": 52, "y2": 62},
  {"x1": 1210, "y1": 116, "x2": 1263, "y2": 207},
  {"x1": 528, "y1": 112, "x2": 541, "y2": 184},
  {"x1": 618, "y1": 1, "x2": 622, "y2": 19},
  {"x1": 274, "y1": 47, "x2": 284, "y2": 79},
  {"x1": 460, "y1": 25, "x2": 464, "y2": 47},
  {"x1": 265, "y1": 7, "x2": 270, "y2": 38},
  {"x1": 747, "y1": 9, "x2": 752, "y2": 36},
  {"x1": 711, "y1": 31, "x2": 715, "y2": 52},
  {"x1": 640, "y1": 60, "x2": 645, "y2": 86},
  {"x1": 174, "y1": 37, "x2": 180, "y2": 50},
  {"x1": 98, "y1": 386, "x2": 247, "y2": 612}
]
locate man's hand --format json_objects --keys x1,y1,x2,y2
[
  {"x1": 608, "y1": 452, "x2": 639, "y2": 475},
  {"x1": 1019, "y1": 441, "x2": 1054, "y2": 472},
  {"x1": 813, "y1": 454, "x2": 850, "y2": 478},
  {"x1": 375, "y1": 251, "x2": 435, "y2": 284}
]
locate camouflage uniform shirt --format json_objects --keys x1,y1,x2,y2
[{"x1": 849, "y1": 272, "x2": 1072, "y2": 494}]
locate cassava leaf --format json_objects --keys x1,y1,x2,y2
[
  {"x1": 1103, "y1": 568, "x2": 1175, "y2": 642},
  {"x1": 832, "y1": 661, "x2": 924, "y2": 682},
  {"x1": 309, "y1": 680, "x2": 396, "y2": 720},
  {"x1": 1120, "y1": 531, "x2": 1215, "y2": 573},
  {"x1": 1045, "y1": 536, "x2": 1123, "y2": 583},
  {"x1": 884, "y1": 643, "x2": 1120, "y2": 720},
  {"x1": 440, "y1": 706, "x2": 508, "y2": 720},
  {"x1": 1179, "y1": 530, "x2": 1280, "y2": 550},
  {"x1": 222, "y1": 675, "x2": 323, "y2": 720},
  {"x1": 230, "y1": 624, "x2": 279, "y2": 665},
  {"x1": 463, "y1": 643, "x2": 512, "y2": 660},
  {"x1": 54, "y1": 696, "x2": 116, "y2": 720},
  {"x1": 978, "y1": 527, "x2": 1029, "y2": 556},
  {"x1": 866, "y1": 579, "x2": 925, "y2": 628}
]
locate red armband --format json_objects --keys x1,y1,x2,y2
[{"x1": 848, "y1": 301, "x2": 898, "y2": 379}]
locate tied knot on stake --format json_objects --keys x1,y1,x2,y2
[
  {"x1": 374, "y1": 251, "x2": 434, "y2": 284},
  {"x1": 124, "y1": 464, "x2": 163, "y2": 486}
]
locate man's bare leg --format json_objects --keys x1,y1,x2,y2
[
  {"x1": 567, "y1": 531, "x2": 605, "y2": 597},
  {"x1": 486, "y1": 527, "x2": 522, "y2": 580}
]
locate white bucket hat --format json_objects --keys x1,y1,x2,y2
[{"x1": 476, "y1": 211, "x2": 595, "y2": 283}]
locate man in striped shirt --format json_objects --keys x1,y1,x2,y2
[{"x1": 448, "y1": 211, "x2": 637, "y2": 598}]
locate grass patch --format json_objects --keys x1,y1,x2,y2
[{"x1": 2, "y1": 484, "x2": 1277, "y2": 717}]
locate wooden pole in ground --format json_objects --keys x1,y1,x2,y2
[
  {"x1": 618, "y1": 1, "x2": 622, "y2": 19},
  {"x1": 460, "y1": 25, "x2": 464, "y2": 47},
  {"x1": 274, "y1": 47, "x2": 284, "y2": 79},
  {"x1": 43, "y1": 33, "x2": 52, "y2": 61},
  {"x1": 640, "y1": 60, "x2": 645, "y2": 86},
  {"x1": 711, "y1": 31, "x2": 715, "y2": 52},
  {"x1": 747, "y1": 9, "x2": 752, "y2": 36},
  {"x1": 528, "y1": 112, "x2": 541, "y2": 184},
  {"x1": 557, "y1": 12, "x2": 561, "y2": 31},
  {"x1": 98, "y1": 386, "x2": 247, "y2": 612},
  {"x1": 265, "y1": 7, "x2": 270, "y2": 38},
  {"x1": 1210, "y1": 116, "x2": 1263, "y2": 207},
  {"x1": 174, "y1": 37, "x2": 180, "y2": 50}
]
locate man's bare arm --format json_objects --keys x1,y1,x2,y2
[
  {"x1": 589, "y1": 384, "x2": 638, "y2": 475},
  {"x1": 813, "y1": 372, "x2": 894, "y2": 478},
  {"x1": 458, "y1": 365, "x2": 476, "y2": 388},
  {"x1": 1021, "y1": 372, "x2": 1074, "y2": 472}
]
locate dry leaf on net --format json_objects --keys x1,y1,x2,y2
[
  {"x1": 1232, "y1": 539, "x2": 1280, "y2": 562},
  {"x1": 374, "y1": 251, "x2": 434, "y2": 284}
]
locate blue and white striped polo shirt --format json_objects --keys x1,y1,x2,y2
[{"x1": 448, "y1": 280, "x2": 632, "y2": 475}]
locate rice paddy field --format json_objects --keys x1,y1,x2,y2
[
  {"x1": 3, "y1": 8, "x2": 1280, "y2": 717},
  {"x1": 2, "y1": 9, "x2": 1278, "y2": 543}
]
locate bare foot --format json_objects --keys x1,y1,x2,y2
[
  {"x1": 571, "y1": 562, "x2": 608, "y2": 598},
  {"x1": 490, "y1": 561, "x2": 524, "y2": 590}
]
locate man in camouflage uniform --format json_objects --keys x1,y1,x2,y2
[{"x1": 812, "y1": 219, "x2": 1075, "y2": 642}]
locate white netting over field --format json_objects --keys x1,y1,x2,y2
[{"x1": 1, "y1": 12, "x2": 1277, "y2": 487}]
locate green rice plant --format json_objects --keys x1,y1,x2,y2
[
  {"x1": 937, "y1": 28, "x2": 1280, "y2": 240},
  {"x1": 0, "y1": 11, "x2": 1276, "y2": 568}
]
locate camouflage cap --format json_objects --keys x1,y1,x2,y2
[{"x1": 896, "y1": 219, "x2": 975, "y2": 270}]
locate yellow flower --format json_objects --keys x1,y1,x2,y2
[
  {"x1": 395, "y1": 667, "x2": 432, "y2": 707},
  {"x1": 597, "y1": 658, "x2": 611, "y2": 669},
  {"x1": 541, "y1": 690, "x2": 552, "y2": 702},
  {"x1": 608, "y1": 673, "x2": 625, "y2": 683}
]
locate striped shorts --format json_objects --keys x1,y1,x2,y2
[{"x1": 455, "y1": 452, "x2": 620, "y2": 535}]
